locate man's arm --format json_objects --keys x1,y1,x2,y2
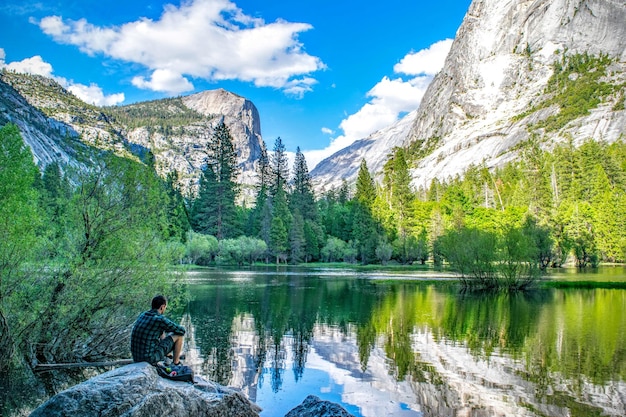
[{"x1": 160, "y1": 315, "x2": 186, "y2": 335}]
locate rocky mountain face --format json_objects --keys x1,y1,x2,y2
[
  {"x1": 311, "y1": 0, "x2": 626, "y2": 191},
  {"x1": 0, "y1": 72, "x2": 264, "y2": 197},
  {"x1": 0, "y1": 73, "x2": 97, "y2": 171},
  {"x1": 311, "y1": 110, "x2": 416, "y2": 192}
]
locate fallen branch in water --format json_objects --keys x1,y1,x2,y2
[{"x1": 34, "y1": 359, "x2": 133, "y2": 372}]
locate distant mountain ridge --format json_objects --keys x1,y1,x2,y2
[
  {"x1": 311, "y1": 0, "x2": 626, "y2": 191},
  {"x1": 311, "y1": 110, "x2": 416, "y2": 192},
  {"x1": 0, "y1": 71, "x2": 264, "y2": 197}
]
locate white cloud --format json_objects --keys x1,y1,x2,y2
[
  {"x1": 3, "y1": 53, "x2": 53, "y2": 77},
  {"x1": 321, "y1": 127, "x2": 334, "y2": 135},
  {"x1": 282, "y1": 77, "x2": 318, "y2": 98},
  {"x1": 67, "y1": 83, "x2": 125, "y2": 106},
  {"x1": 394, "y1": 39, "x2": 453, "y2": 75},
  {"x1": 0, "y1": 48, "x2": 124, "y2": 106},
  {"x1": 36, "y1": 0, "x2": 325, "y2": 95},
  {"x1": 132, "y1": 69, "x2": 194, "y2": 94},
  {"x1": 304, "y1": 39, "x2": 453, "y2": 170}
]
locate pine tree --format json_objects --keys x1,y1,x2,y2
[
  {"x1": 270, "y1": 137, "x2": 290, "y2": 197},
  {"x1": 355, "y1": 159, "x2": 376, "y2": 208},
  {"x1": 164, "y1": 171, "x2": 190, "y2": 242},
  {"x1": 269, "y1": 216, "x2": 288, "y2": 264},
  {"x1": 191, "y1": 167, "x2": 218, "y2": 235},
  {"x1": 290, "y1": 147, "x2": 317, "y2": 221},
  {"x1": 190, "y1": 120, "x2": 239, "y2": 239},
  {"x1": 248, "y1": 144, "x2": 271, "y2": 237},
  {"x1": 303, "y1": 219, "x2": 323, "y2": 262},
  {"x1": 352, "y1": 159, "x2": 379, "y2": 264},
  {"x1": 289, "y1": 210, "x2": 305, "y2": 263},
  {"x1": 383, "y1": 148, "x2": 415, "y2": 262}
]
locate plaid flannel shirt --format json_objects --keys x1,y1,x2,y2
[{"x1": 130, "y1": 309, "x2": 186, "y2": 363}]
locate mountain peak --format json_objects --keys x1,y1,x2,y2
[{"x1": 310, "y1": 0, "x2": 626, "y2": 192}]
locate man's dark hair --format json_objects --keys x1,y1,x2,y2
[{"x1": 151, "y1": 295, "x2": 167, "y2": 310}]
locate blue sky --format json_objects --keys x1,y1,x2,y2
[{"x1": 0, "y1": 0, "x2": 471, "y2": 169}]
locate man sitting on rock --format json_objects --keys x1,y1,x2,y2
[{"x1": 131, "y1": 295, "x2": 186, "y2": 366}]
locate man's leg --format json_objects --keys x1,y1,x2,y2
[{"x1": 170, "y1": 334, "x2": 184, "y2": 364}]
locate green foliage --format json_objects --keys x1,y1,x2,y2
[
  {"x1": 185, "y1": 231, "x2": 219, "y2": 265},
  {"x1": 189, "y1": 121, "x2": 240, "y2": 239},
  {"x1": 375, "y1": 241, "x2": 393, "y2": 265},
  {"x1": 105, "y1": 97, "x2": 212, "y2": 129},
  {"x1": 217, "y1": 236, "x2": 267, "y2": 265},
  {"x1": 522, "y1": 53, "x2": 621, "y2": 132},
  {"x1": 269, "y1": 216, "x2": 288, "y2": 264},
  {"x1": 303, "y1": 219, "x2": 324, "y2": 262},
  {"x1": 270, "y1": 137, "x2": 289, "y2": 197},
  {"x1": 406, "y1": 136, "x2": 441, "y2": 162},
  {"x1": 436, "y1": 221, "x2": 547, "y2": 290},
  {"x1": 289, "y1": 211, "x2": 306, "y2": 263},
  {"x1": 0, "y1": 124, "x2": 43, "y2": 372},
  {"x1": 0, "y1": 128, "x2": 184, "y2": 382},
  {"x1": 437, "y1": 227, "x2": 499, "y2": 288},
  {"x1": 354, "y1": 159, "x2": 376, "y2": 207},
  {"x1": 290, "y1": 147, "x2": 317, "y2": 221},
  {"x1": 321, "y1": 237, "x2": 349, "y2": 262}
]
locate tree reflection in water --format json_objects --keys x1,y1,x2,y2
[{"x1": 186, "y1": 269, "x2": 626, "y2": 417}]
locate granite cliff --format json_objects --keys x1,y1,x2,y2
[
  {"x1": 0, "y1": 71, "x2": 264, "y2": 197},
  {"x1": 310, "y1": 0, "x2": 626, "y2": 191}
]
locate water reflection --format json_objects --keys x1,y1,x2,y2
[{"x1": 184, "y1": 269, "x2": 626, "y2": 416}]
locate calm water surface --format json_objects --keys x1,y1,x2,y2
[{"x1": 182, "y1": 267, "x2": 626, "y2": 417}]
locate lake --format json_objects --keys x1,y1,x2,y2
[{"x1": 181, "y1": 267, "x2": 626, "y2": 417}]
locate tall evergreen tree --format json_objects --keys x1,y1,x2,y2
[
  {"x1": 269, "y1": 137, "x2": 289, "y2": 197},
  {"x1": 164, "y1": 171, "x2": 190, "y2": 242},
  {"x1": 352, "y1": 159, "x2": 379, "y2": 264},
  {"x1": 289, "y1": 210, "x2": 305, "y2": 263},
  {"x1": 355, "y1": 159, "x2": 376, "y2": 208},
  {"x1": 248, "y1": 144, "x2": 271, "y2": 237},
  {"x1": 383, "y1": 148, "x2": 415, "y2": 262},
  {"x1": 190, "y1": 120, "x2": 240, "y2": 239},
  {"x1": 290, "y1": 147, "x2": 317, "y2": 221},
  {"x1": 269, "y1": 216, "x2": 288, "y2": 264}
]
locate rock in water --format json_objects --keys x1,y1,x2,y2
[
  {"x1": 29, "y1": 362, "x2": 261, "y2": 417},
  {"x1": 285, "y1": 395, "x2": 355, "y2": 417}
]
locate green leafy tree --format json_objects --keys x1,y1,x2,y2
[
  {"x1": 185, "y1": 231, "x2": 219, "y2": 265},
  {"x1": 164, "y1": 171, "x2": 190, "y2": 242},
  {"x1": 39, "y1": 162, "x2": 71, "y2": 257},
  {"x1": 321, "y1": 237, "x2": 348, "y2": 262},
  {"x1": 497, "y1": 226, "x2": 542, "y2": 289},
  {"x1": 303, "y1": 219, "x2": 324, "y2": 262},
  {"x1": 437, "y1": 227, "x2": 498, "y2": 288},
  {"x1": 30, "y1": 154, "x2": 179, "y2": 369},
  {"x1": 375, "y1": 240, "x2": 393, "y2": 265},
  {"x1": 0, "y1": 124, "x2": 42, "y2": 372}
]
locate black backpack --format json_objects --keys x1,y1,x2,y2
[{"x1": 156, "y1": 363, "x2": 194, "y2": 383}]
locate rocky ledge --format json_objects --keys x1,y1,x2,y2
[{"x1": 29, "y1": 362, "x2": 355, "y2": 417}]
